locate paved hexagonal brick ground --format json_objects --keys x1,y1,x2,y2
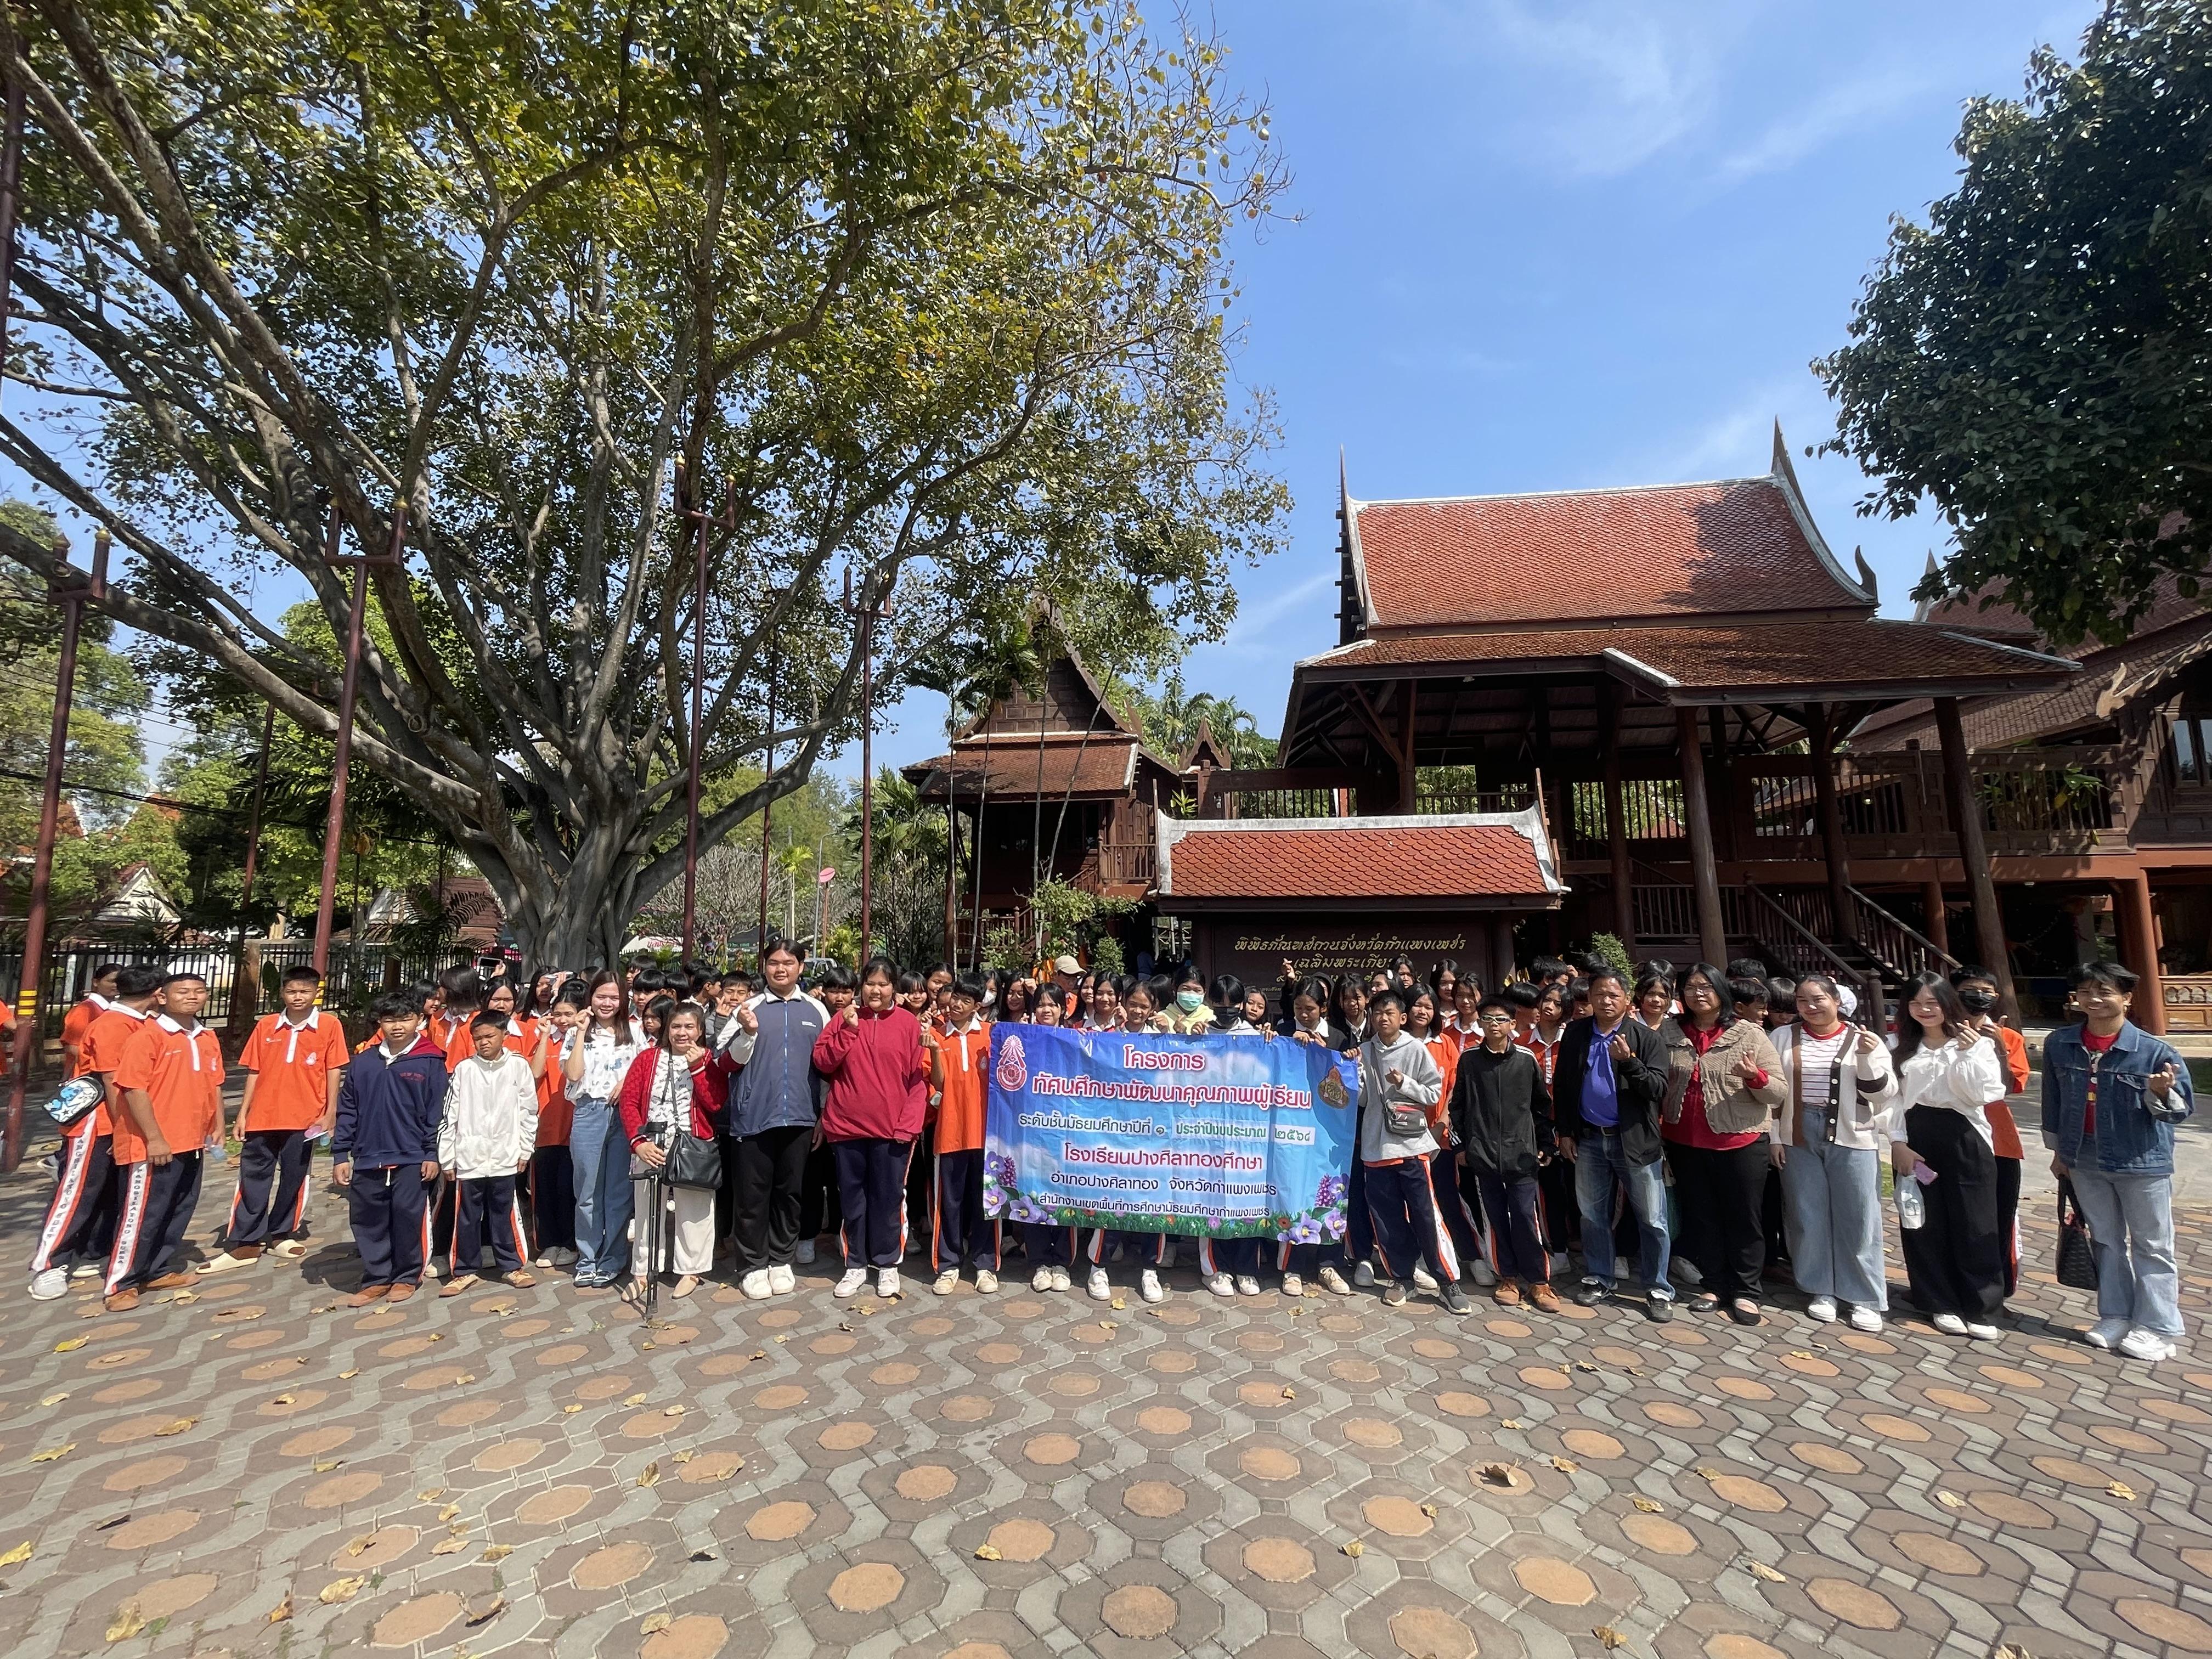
[{"x1": 1, "y1": 1139, "x2": 2207, "y2": 1659}]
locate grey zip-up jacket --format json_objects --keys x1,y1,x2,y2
[{"x1": 1357, "y1": 1030, "x2": 1442, "y2": 1164}]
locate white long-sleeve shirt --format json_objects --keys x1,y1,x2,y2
[
  {"x1": 1892, "y1": 1034, "x2": 2006, "y2": 1147},
  {"x1": 438, "y1": 1051, "x2": 539, "y2": 1177}
]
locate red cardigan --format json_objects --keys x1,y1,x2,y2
[
  {"x1": 616, "y1": 1047, "x2": 730, "y2": 1145},
  {"x1": 812, "y1": 1005, "x2": 930, "y2": 1142}
]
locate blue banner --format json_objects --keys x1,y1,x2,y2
[{"x1": 981, "y1": 1024, "x2": 1360, "y2": 1239}]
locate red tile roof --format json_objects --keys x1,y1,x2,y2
[
  {"x1": 1159, "y1": 819, "x2": 1555, "y2": 902},
  {"x1": 1350, "y1": 477, "x2": 1871, "y2": 631},
  {"x1": 1300, "y1": 619, "x2": 2073, "y2": 695},
  {"x1": 905, "y1": 733, "x2": 1143, "y2": 799}
]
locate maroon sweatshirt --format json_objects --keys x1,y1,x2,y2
[{"x1": 811, "y1": 1005, "x2": 930, "y2": 1142}]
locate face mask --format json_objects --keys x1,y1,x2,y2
[
  {"x1": 1958, "y1": 987, "x2": 1996, "y2": 1014},
  {"x1": 1175, "y1": 991, "x2": 1204, "y2": 1013}
]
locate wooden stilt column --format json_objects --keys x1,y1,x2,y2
[
  {"x1": 2117, "y1": 870, "x2": 2168, "y2": 1036},
  {"x1": 1809, "y1": 703, "x2": 1859, "y2": 943},
  {"x1": 1676, "y1": 706, "x2": 1728, "y2": 968},
  {"x1": 1603, "y1": 686, "x2": 1635, "y2": 950},
  {"x1": 1935, "y1": 697, "x2": 2018, "y2": 1022}
]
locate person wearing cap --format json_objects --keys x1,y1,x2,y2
[{"x1": 1048, "y1": 956, "x2": 1082, "y2": 1020}]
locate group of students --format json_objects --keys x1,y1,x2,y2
[{"x1": 21, "y1": 941, "x2": 2191, "y2": 1363}]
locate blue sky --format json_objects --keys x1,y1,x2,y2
[{"x1": 859, "y1": 0, "x2": 2106, "y2": 774}]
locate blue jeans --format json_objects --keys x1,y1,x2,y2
[
  {"x1": 1780, "y1": 1113, "x2": 1886, "y2": 1311},
  {"x1": 2068, "y1": 1166, "x2": 2182, "y2": 1337},
  {"x1": 568, "y1": 1095, "x2": 634, "y2": 1282},
  {"x1": 1573, "y1": 1132, "x2": 1671, "y2": 1297}
]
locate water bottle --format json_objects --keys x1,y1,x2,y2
[{"x1": 1894, "y1": 1172, "x2": 1925, "y2": 1231}]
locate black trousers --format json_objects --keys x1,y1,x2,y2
[
  {"x1": 529, "y1": 1146, "x2": 576, "y2": 1251},
  {"x1": 1022, "y1": 1222, "x2": 1077, "y2": 1268},
  {"x1": 430, "y1": 1176, "x2": 458, "y2": 1262},
  {"x1": 223, "y1": 1127, "x2": 313, "y2": 1248},
  {"x1": 905, "y1": 1141, "x2": 935, "y2": 1256},
  {"x1": 1536, "y1": 1153, "x2": 1578, "y2": 1252},
  {"x1": 349, "y1": 1163, "x2": 430, "y2": 1287},
  {"x1": 1363, "y1": 1159, "x2": 1460, "y2": 1284},
  {"x1": 734, "y1": 1125, "x2": 811, "y2": 1271},
  {"x1": 1334, "y1": 1155, "x2": 1373, "y2": 1267},
  {"x1": 1665, "y1": 1138, "x2": 1771, "y2": 1303},
  {"x1": 1996, "y1": 1154, "x2": 2022, "y2": 1296},
  {"x1": 1476, "y1": 1169, "x2": 1548, "y2": 1284},
  {"x1": 1433, "y1": 1148, "x2": 1483, "y2": 1269},
  {"x1": 32, "y1": 1128, "x2": 115, "y2": 1273},
  {"x1": 105, "y1": 1153, "x2": 203, "y2": 1295},
  {"x1": 833, "y1": 1137, "x2": 913, "y2": 1268},
  {"x1": 453, "y1": 1173, "x2": 526, "y2": 1276},
  {"x1": 935, "y1": 1148, "x2": 1000, "y2": 1271},
  {"x1": 799, "y1": 1140, "x2": 842, "y2": 1244},
  {"x1": 1900, "y1": 1105, "x2": 2005, "y2": 1321}
]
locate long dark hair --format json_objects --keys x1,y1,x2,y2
[
  {"x1": 1892, "y1": 972, "x2": 1969, "y2": 1065},
  {"x1": 583, "y1": 969, "x2": 629, "y2": 1038},
  {"x1": 1674, "y1": 962, "x2": 1730, "y2": 1029}
]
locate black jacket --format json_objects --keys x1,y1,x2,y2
[
  {"x1": 1550, "y1": 1015, "x2": 1669, "y2": 1165},
  {"x1": 1449, "y1": 1043, "x2": 1554, "y2": 1177}
]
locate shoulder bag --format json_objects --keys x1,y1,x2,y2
[{"x1": 2055, "y1": 1177, "x2": 2097, "y2": 1292}]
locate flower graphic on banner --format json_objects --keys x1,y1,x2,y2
[{"x1": 982, "y1": 1153, "x2": 1020, "y2": 1218}]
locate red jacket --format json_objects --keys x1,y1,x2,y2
[
  {"x1": 616, "y1": 1047, "x2": 730, "y2": 1144},
  {"x1": 812, "y1": 1005, "x2": 930, "y2": 1142}
]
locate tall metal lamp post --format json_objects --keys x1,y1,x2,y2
[
  {"x1": 676, "y1": 469, "x2": 736, "y2": 958},
  {"x1": 311, "y1": 501, "x2": 405, "y2": 983},
  {"x1": 841, "y1": 568, "x2": 895, "y2": 962},
  {"x1": 2, "y1": 532, "x2": 108, "y2": 1173}
]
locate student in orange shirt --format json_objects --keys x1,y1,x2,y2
[
  {"x1": 928, "y1": 977, "x2": 999, "y2": 1295},
  {"x1": 202, "y1": 964, "x2": 349, "y2": 1273},
  {"x1": 60, "y1": 962, "x2": 121, "y2": 1077},
  {"x1": 103, "y1": 972, "x2": 224, "y2": 1310},
  {"x1": 529, "y1": 983, "x2": 586, "y2": 1268},
  {"x1": 29, "y1": 964, "x2": 159, "y2": 1299},
  {"x1": 1953, "y1": 964, "x2": 2032, "y2": 1295},
  {"x1": 1410, "y1": 987, "x2": 1491, "y2": 1288}
]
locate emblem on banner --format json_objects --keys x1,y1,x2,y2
[
  {"x1": 995, "y1": 1032, "x2": 1028, "y2": 1093},
  {"x1": 1317, "y1": 1067, "x2": 1349, "y2": 1109}
]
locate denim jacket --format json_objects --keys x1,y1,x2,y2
[{"x1": 2040, "y1": 1020, "x2": 2193, "y2": 1177}]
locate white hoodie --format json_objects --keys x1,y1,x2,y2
[{"x1": 438, "y1": 1051, "x2": 539, "y2": 1178}]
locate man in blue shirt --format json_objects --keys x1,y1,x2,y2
[{"x1": 1550, "y1": 969, "x2": 1672, "y2": 1318}]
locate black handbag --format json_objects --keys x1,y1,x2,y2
[
  {"x1": 2056, "y1": 1178, "x2": 2098, "y2": 1291},
  {"x1": 662, "y1": 1130, "x2": 724, "y2": 1190}
]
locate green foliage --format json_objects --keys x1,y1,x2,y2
[
  {"x1": 1583, "y1": 932, "x2": 1634, "y2": 984},
  {"x1": 1028, "y1": 876, "x2": 1136, "y2": 967},
  {"x1": 1116, "y1": 670, "x2": 1278, "y2": 766},
  {"x1": 1817, "y1": 1, "x2": 2212, "y2": 645},
  {"x1": 0, "y1": 0, "x2": 1289, "y2": 961}
]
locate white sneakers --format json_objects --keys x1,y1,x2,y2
[
  {"x1": 1846, "y1": 1305, "x2": 1883, "y2": 1333},
  {"x1": 1807, "y1": 1296, "x2": 1838, "y2": 1323},
  {"x1": 1205, "y1": 1272, "x2": 1234, "y2": 1297},
  {"x1": 741, "y1": 1269, "x2": 774, "y2": 1300},
  {"x1": 934, "y1": 1269, "x2": 960, "y2": 1296},
  {"x1": 1048, "y1": 1267, "x2": 1071, "y2": 1293},
  {"x1": 833, "y1": 1267, "x2": 868, "y2": 1298},
  {"x1": 1235, "y1": 1276, "x2": 1262, "y2": 1296},
  {"x1": 2083, "y1": 1317, "x2": 2131, "y2": 1350},
  {"x1": 1280, "y1": 1273, "x2": 1305, "y2": 1299},
  {"x1": 2119, "y1": 1328, "x2": 2176, "y2": 1362},
  {"x1": 1318, "y1": 1265, "x2": 1352, "y2": 1296},
  {"x1": 1352, "y1": 1261, "x2": 1376, "y2": 1288},
  {"x1": 768, "y1": 1263, "x2": 795, "y2": 1295},
  {"x1": 975, "y1": 1270, "x2": 999, "y2": 1294},
  {"x1": 1138, "y1": 1269, "x2": 1163, "y2": 1304},
  {"x1": 1932, "y1": 1312, "x2": 1968, "y2": 1336},
  {"x1": 794, "y1": 1238, "x2": 816, "y2": 1265},
  {"x1": 876, "y1": 1267, "x2": 902, "y2": 1299},
  {"x1": 1963, "y1": 1322, "x2": 2001, "y2": 1342},
  {"x1": 29, "y1": 1267, "x2": 66, "y2": 1301},
  {"x1": 1410, "y1": 1264, "x2": 1439, "y2": 1293},
  {"x1": 1087, "y1": 1267, "x2": 1113, "y2": 1302},
  {"x1": 1031, "y1": 1267, "x2": 1054, "y2": 1292}
]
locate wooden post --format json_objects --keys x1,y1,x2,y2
[
  {"x1": 2117, "y1": 870, "x2": 2167, "y2": 1036},
  {"x1": 1935, "y1": 697, "x2": 2018, "y2": 1021},
  {"x1": 1602, "y1": 687, "x2": 1636, "y2": 950},
  {"x1": 1808, "y1": 703, "x2": 1858, "y2": 944},
  {"x1": 1676, "y1": 706, "x2": 1727, "y2": 967},
  {"x1": 1397, "y1": 680, "x2": 1418, "y2": 814},
  {"x1": 1920, "y1": 875, "x2": 1950, "y2": 957},
  {"x1": 1706, "y1": 706, "x2": 1738, "y2": 862}
]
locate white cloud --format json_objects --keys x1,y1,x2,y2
[{"x1": 1713, "y1": 66, "x2": 1933, "y2": 182}]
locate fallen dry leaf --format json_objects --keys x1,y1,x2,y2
[
  {"x1": 2107, "y1": 1481, "x2": 2137, "y2": 1501},
  {"x1": 1574, "y1": 1361, "x2": 1598, "y2": 1373},
  {"x1": 562, "y1": 1403, "x2": 582, "y2": 1415},
  {"x1": 1420, "y1": 1503, "x2": 1440, "y2": 1518},
  {"x1": 312, "y1": 1459, "x2": 343, "y2": 1473},
  {"x1": 480, "y1": 1545, "x2": 512, "y2": 1562},
  {"x1": 153, "y1": 1418, "x2": 195, "y2": 1437},
  {"x1": 1991, "y1": 1645, "x2": 2032, "y2": 1659},
  {"x1": 1499, "y1": 1418, "x2": 1523, "y2": 1430},
  {"x1": 52, "y1": 1337, "x2": 87, "y2": 1353},
  {"x1": 1746, "y1": 1561, "x2": 1786, "y2": 1584},
  {"x1": 624, "y1": 1392, "x2": 648, "y2": 1407},
  {"x1": 319, "y1": 1575, "x2": 365, "y2": 1605},
  {"x1": 1692, "y1": 1466, "x2": 1723, "y2": 1481},
  {"x1": 689, "y1": 1549, "x2": 717, "y2": 1563},
  {"x1": 1788, "y1": 1350, "x2": 1816, "y2": 1360},
  {"x1": 0, "y1": 1539, "x2": 31, "y2": 1567},
  {"x1": 29, "y1": 1444, "x2": 75, "y2": 1464},
  {"x1": 417, "y1": 1487, "x2": 445, "y2": 1502},
  {"x1": 432, "y1": 1536, "x2": 469, "y2": 1556},
  {"x1": 1341, "y1": 1539, "x2": 1364, "y2": 1558},
  {"x1": 427, "y1": 1332, "x2": 446, "y2": 1342},
  {"x1": 267, "y1": 1594, "x2": 293, "y2": 1624},
  {"x1": 1593, "y1": 1625, "x2": 1627, "y2": 1650},
  {"x1": 213, "y1": 1306, "x2": 263, "y2": 1322},
  {"x1": 640, "y1": 1341, "x2": 657, "y2": 1350},
  {"x1": 1630, "y1": 1497, "x2": 1663, "y2": 1514},
  {"x1": 637, "y1": 1462, "x2": 661, "y2": 1488},
  {"x1": 662, "y1": 1404, "x2": 685, "y2": 1418},
  {"x1": 338, "y1": 1369, "x2": 359, "y2": 1380},
  {"x1": 1478, "y1": 1463, "x2": 1516, "y2": 1487},
  {"x1": 106, "y1": 1601, "x2": 147, "y2": 1641},
  {"x1": 1282, "y1": 1386, "x2": 1296, "y2": 1400},
  {"x1": 272, "y1": 1393, "x2": 295, "y2": 1406},
  {"x1": 1934, "y1": 1491, "x2": 1965, "y2": 1509},
  {"x1": 974, "y1": 1543, "x2": 1002, "y2": 1560},
  {"x1": 1110, "y1": 1297, "x2": 1126, "y2": 1310},
  {"x1": 38, "y1": 1391, "x2": 67, "y2": 1408},
  {"x1": 641, "y1": 1613, "x2": 674, "y2": 1635},
  {"x1": 774, "y1": 1334, "x2": 790, "y2": 1343},
  {"x1": 168, "y1": 1291, "x2": 198, "y2": 1305},
  {"x1": 464, "y1": 1595, "x2": 506, "y2": 1627},
  {"x1": 1099, "y1": 1320, "x2": 1116, "y2": 1331},
  {"x1": 1550, "y1": 1457, "x2": 1579, "y2": 1473},
  {"x1": 671, "y1": 1449, "x2": 695, "y2": 1464},
  {"x1": 345, "y1": 1533, "x2": 373, "y2": 1557},
  {"x1": 437, "y1": 1504, "x2": 461, "y2": 1522},
  {"x1": 751, "y1": 1350, "x2": 765, "y2": 1359}
]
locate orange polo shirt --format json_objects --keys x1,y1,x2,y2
[
  {"x1": 1423, "y1": 1034, "x2": 1459, "y2": 1137},
  {"x1": 78, "y1": 1002, "x2": 152, "y2": 1136},
  {"x1": 1985, "y1": 1024, "x2": 2031, "y2": 1161},
  {"x1": 240, "y1": 1010, "x2": 351, "y2": 1133},
  {"x1": 61, "y1": 995, "x2": 108, "y2": 1080},
  {"x1": 933, "y1": 1020, "x2": 991, "y2": 1154},
  {"x1": 110, "y1": 1015, "x2": 224, "y2": 1164}
]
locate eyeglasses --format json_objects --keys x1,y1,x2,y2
[{"x1": 1478, "y1": 1013, "x2": 1515, "y2": 1025}]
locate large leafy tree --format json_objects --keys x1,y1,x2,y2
[
  {"x1": 1815, "y1": 0, "x2": 2212, "y2": 645},
  {"x1": 0, "y1": 0, "x2": 1287, "y2": 962}
]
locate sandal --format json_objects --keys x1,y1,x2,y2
[
  {"x1": 1686, "y1": 1291, "x2": 1720, "y2": 1313},
  {"x1": 1728, "y1": 1298, "x2": 1763, "y2": 1327}
]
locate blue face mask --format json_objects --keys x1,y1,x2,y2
[{"x1": 1176, "y1": 990, "x2": 1204, "y2": 1013}]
